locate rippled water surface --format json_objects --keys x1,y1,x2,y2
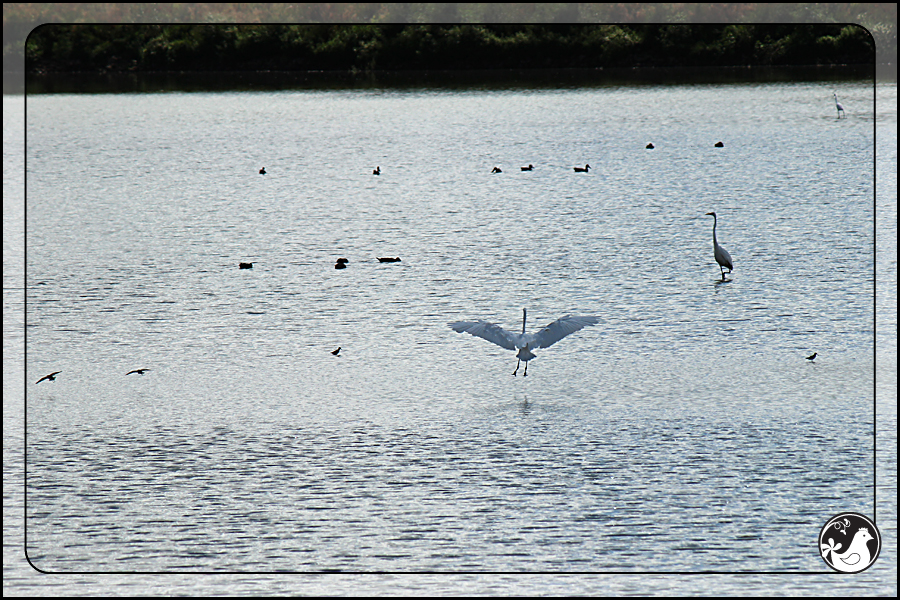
[{"x1": 6, "y1": 76, "x2": 896, "y2": 594}]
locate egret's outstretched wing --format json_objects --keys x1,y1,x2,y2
[
  {"x1": 449, "y1": 321, "x2": 517, "y2": 350},
  {"x1": 532, "y1": 315, "x2": 599, "y2": 348}
]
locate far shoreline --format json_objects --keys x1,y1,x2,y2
[{"x1": 11, "y1": 63, "x2": 885, "y2": 95}]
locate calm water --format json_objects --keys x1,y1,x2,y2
[{"x1": 5, "y1": 76, "x2": 896, "y2": 594}]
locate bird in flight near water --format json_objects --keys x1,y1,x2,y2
[
  {"x1": 35, "y1": 371, "x2": 62, "y2": 384},
  {"x1": 449, "y1": 309, "x2": 599, "y2": 376}
]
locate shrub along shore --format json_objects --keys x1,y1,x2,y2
[{"x1": 25, "y1": 24, "x2": 875, "y2": 73}]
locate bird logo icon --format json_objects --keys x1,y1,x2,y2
[{"x1": 819, "y1": 513, "x2": 881, "y2": 573}]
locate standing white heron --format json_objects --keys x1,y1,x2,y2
[
  {"x1": 833, "y1": 92, "x2": 845, "y2": 118},
  {"x1": 449, "y1": 309, "x2": 599, "y2": 376},
  {"x1": 705, "y1": 211, "x2": 733, "y2": 280}
]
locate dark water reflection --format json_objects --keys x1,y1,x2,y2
[{"x1": 22, "y1": 64, "x2": 875, "y2": 94}]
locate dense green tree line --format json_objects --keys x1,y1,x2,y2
[{"x1": 24, "y1": 23, "x2": 875, "y2": 73}]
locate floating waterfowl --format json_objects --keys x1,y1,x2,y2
[
  {"x1": 377, "y1": 257, "x2": 401, "y2": 263},
  {"x1": 35, "y1": 371, "x2": 62, "y2": 384},
  {"x1": 126, "y1": 368, "x2": 151, "y2": 375},
  {"x1": 521, "y1": 164, "x2": 534, "y2": 171},
  {"x1": 573, "y1": 164, "x2": 591, "y2": 172},
  {"x1": 336, "y1": 258, "x2": 349, "y2": 264},
  {"x1": 331, "y1": 347, "x2": 341, "y2": 356},
  {"x1": 646, "y1": 143, "x2": 654, "y2": 149},
  {"x1": 714, "y1": 141, "x2": 724, "y2": 148},
  {"x1": 239, "y1": 262, "x2": 253, "y2": 269},
  {"x1": 259, "y1": 167, "x2": 266, "y2": 175},
  {"x1": 491, "y1": 167, "x2": 502, "y2": 174},
  {"x1": 806, "y1": 352, "x2": 817, "y2": 361},
  {"x1": 334, "y1": 262, "x2": 347, "y2": 269},
  {"x1": 373, "y1": 166, "x2": 381, "y2": 175}
]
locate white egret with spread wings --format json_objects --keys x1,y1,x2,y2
[{"x1": 449, "y1": 309, "x2": 599, "y2": 376}]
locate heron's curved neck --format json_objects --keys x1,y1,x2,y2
[{"x1": 711, "y1": 215, "x2": 718, "y2": 242}]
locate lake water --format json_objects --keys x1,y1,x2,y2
[{"x1": 4, "y1": 73, "x2": 896, "y2": 595}]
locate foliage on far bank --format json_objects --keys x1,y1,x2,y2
[{"x1": 23, "y1": 23, "x2": 876, "y2": 73}]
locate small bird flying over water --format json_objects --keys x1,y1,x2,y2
[
  {"x1": 126, "y1": 368, "x2": 151, "y2": 375},
  {"x1": 449, "y1": 309, "x2": 599, "y2": 376},
  {"x1": 331, "y1": 347, "x2": 341, "y2": 356},
  {"x1": 806, "y1": 352, "x2": 817, "y2": 361},
  {"x1": 35, "y1": 371, "x2": 62, "y2": 384},
  {"x1": 574, "y1": 164, "x2": 591, "y2": 172},
  {"x1": 705, "y1": 211, "x2": 733, "y2": 280}
]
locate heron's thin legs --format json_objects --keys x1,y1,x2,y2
[
  {"x1": 513, "y1": 360, "x2": 520, "y2": 376},
  {"x1": 523, "y1": 362, "x2": 528, "y2": 376}
]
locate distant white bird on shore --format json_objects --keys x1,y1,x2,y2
[
  {"x1": 833, "y1": 92, "x2": 845, "y2": 118},
  {"x1": 449, "y1": 309, "x2": 599, "y2": 376}
]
